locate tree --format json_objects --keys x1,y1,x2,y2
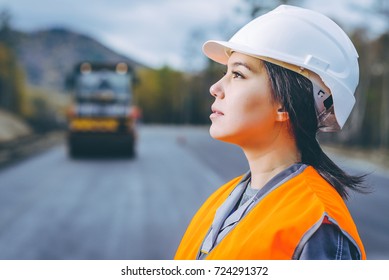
[
  {"x1": 341, "y1": 0, "x2": 389, "y2": 148},
  {"x1": 134, "y1": 66, "x2": 190, "y2": 124},
  {"x1": 0, "y1": 9, "x2": 27, "y2": 115}
]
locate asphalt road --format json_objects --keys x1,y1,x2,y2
[{"x1": 0, "y1": 125, "x2": 387, "y2": 260}]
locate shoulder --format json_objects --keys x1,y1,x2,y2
[
  {"x1": 281, "y1": 166, "x2": 346, "y2": 210},
  {"x1": 285, "y1": 167, "x2": 364, "y2": 259}
]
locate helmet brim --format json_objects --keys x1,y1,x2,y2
[{"x1": 203, "y1": 40, "x2": 264, "y2": 65}]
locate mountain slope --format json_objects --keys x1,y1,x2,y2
[{"x1": 14, "y1": 28, "x2": 146, "y2": 90}]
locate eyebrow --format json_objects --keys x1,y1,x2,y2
[{"x1": 230, "y1": 61, "x2": 252, "y2": 72}]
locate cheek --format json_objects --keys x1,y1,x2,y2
[{"x1": 238, "y1": 95, "x2": 274, "y2": 126}]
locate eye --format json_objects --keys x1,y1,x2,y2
[{"x1": 231, "y1": 71, "x2": 244, "y2": 79}]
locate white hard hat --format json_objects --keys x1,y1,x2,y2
[{"x1": 203, "y1": 5, "x2": 359, "y2": 132}]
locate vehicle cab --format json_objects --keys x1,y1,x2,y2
[{"x1": 67, "y1": 62, "x2": 138, "y2": 157}]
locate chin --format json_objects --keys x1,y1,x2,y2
[
  {"x1": 209, "y1": 123, "x2": 224, "y2": 140},
  {"x1": 209, "y1": 124, "x2": 235, "y2": 143}
]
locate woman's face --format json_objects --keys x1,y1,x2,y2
[{"x1": 209, "y1": 52, "x2": 284, "y2": 148}]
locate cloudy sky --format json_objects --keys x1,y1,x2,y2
[{"x1": 0, "y1": 0, "x2": 386, "y2": 70}]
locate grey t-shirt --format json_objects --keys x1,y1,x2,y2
[{"x1": 238, "y1": 182, "x2": 258, "y2": 207}]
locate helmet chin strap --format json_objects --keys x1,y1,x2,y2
[{"x1": 311, "y1": 83, "x2": 340, "y2": 132}]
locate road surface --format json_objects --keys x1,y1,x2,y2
[{"x1": 0, "y1": 125, "x2": 387, "y2": 259}]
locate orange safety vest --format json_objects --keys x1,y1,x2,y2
[{"x1": 175, "y1": 166, "x2": 366, "y2": 260}]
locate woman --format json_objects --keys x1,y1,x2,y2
[{"x1": 174, "y1": 5, "x2": 367, "y2": 260}]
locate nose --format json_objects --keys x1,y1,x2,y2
[{"x1": 209, "y1": 80, "x2": 224, "y2": 99}]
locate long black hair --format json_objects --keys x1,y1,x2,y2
[{"x1": 263, "y1": 61, "x2": 367, "y2": 199}]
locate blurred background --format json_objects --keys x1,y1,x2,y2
[{"x1": 0, "y1": 0, "x2": 388, "y2": 260}]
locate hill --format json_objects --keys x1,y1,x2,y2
[{"x1": 14, "y1": 28, "x2": 146, "y2": 90}]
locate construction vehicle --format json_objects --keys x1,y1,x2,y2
[{"x1": 66, "y1": 62, "x2": 138, "y2": 157}]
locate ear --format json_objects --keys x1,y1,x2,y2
[{"x1": 276, "y1": 107, "x2": 289, "y2": 122}]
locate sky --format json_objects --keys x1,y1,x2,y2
[{"x1": 0, "y1": 0, "x2": 386, "y2": 70}]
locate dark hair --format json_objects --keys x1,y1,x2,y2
[{"x1": 263, "y1": 61, "x2": 367, "y2": 199}]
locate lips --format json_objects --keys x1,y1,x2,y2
[{"x1": 210, "y1": 106, "x2": 224, "y2": 119}]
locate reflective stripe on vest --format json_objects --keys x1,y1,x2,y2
[{"x1": 174, "y1": 166, "x2": 366, "y2": 260}]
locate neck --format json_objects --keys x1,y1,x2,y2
[{"x1": 242, "y1": 131, "x2": 300, "y2": 190}]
